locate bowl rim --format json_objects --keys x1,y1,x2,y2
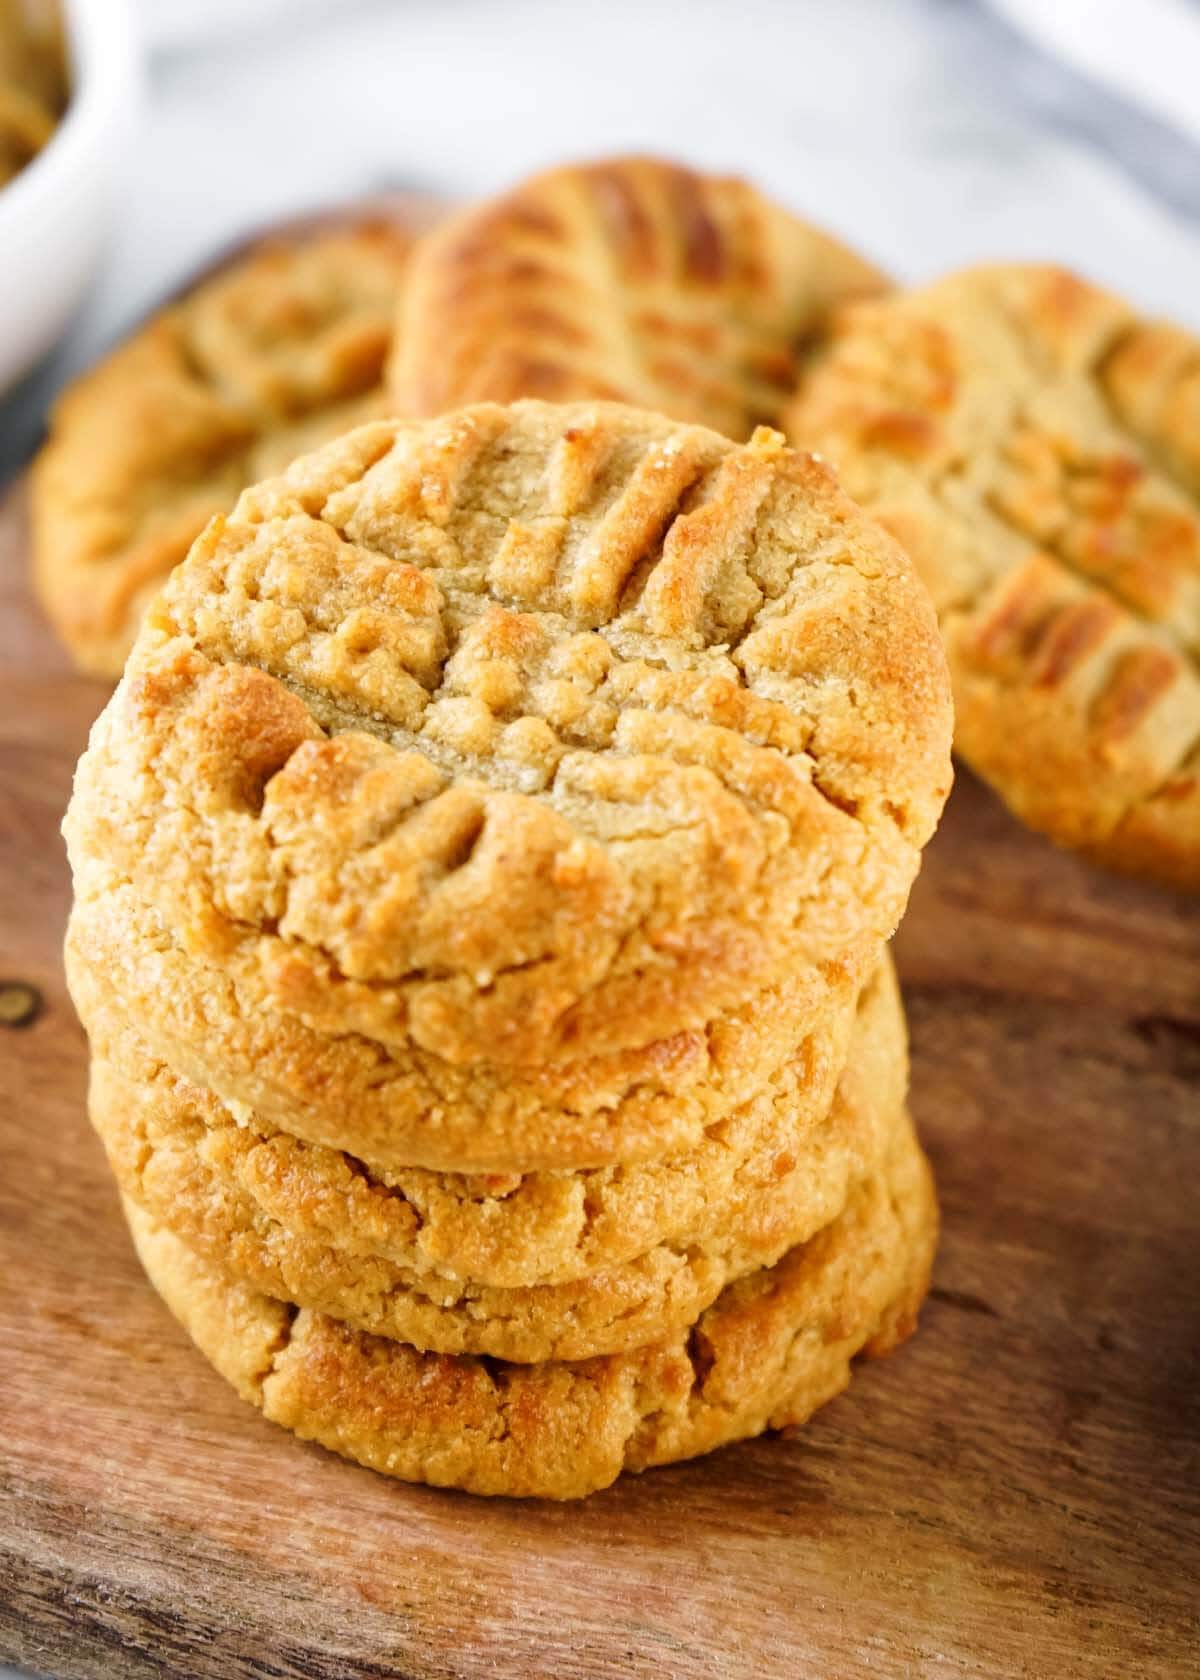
[{"x1": 0, "y1": 0, "x2": 137, "y2": 234}]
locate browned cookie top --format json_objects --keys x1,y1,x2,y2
[
  {"x1": 33, "y1": 220, "x2": 416, "y2": 676},
  {"x1": 788, "y1": 264, "x2": 1200, "y2": 889},
  {"x1": 66, "y1": 400, "x2": 952, "y2": 1068},
  {"x1": 391, "y1": 155, "x2": 885, "y2": 438}
]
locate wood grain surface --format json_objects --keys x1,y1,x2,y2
[{"x1": 1, "y1": 476, "x2": 1198, "y2": 1680}]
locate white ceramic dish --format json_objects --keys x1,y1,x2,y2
[{"x1": 0, "y1": 0, "x2": 139, "y2": 397}]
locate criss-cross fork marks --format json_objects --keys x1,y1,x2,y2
[
  {"x1": 164, "y1": 407, "x2": 913, "y2": 836},
  {"x1": 176, "y1": 222, "x2": 413, "y2": 421},
  {"x1": 392, "y1": 158, "x2": 885, "y2": 441},
  {"x1": 63, "y1": 402, "x2": 948, "y2": 1069},
  {"x1": 32, "y1": 222, "x2": 416, "y2": 674},
  {"x1": 789, "y1": 266, "x2": 1200, "y2": 862},
  {"x1": 965, "y1": 320, "x2": 1200, "y2": 830}
]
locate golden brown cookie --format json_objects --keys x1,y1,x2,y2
[
  {"x1": 64, "y1": 401, "x2": 952, "y2": 1081},
  {"x1": 787, "y1": 264, "x2": 1200, "y2": 890},
  {"x1": 124, "y1": 1109, "x2": 937, "y2": 1499},
  {"x1": 79, "y1": 901, "x2": 883, "y2": 1260},
  {"x1": 390, "y1": 155, "x2": 885, "y2": 438},
  {"x1": 92, "y1": 959, "x2": 905, "y2": 1361},
  {"x1": 32, "y1": 219, "x2": 416, "y2": 676},
  {"x1": 67, "y1": 880, "x2": 864, "y2": 1174}
]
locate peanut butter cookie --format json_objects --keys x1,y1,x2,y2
[
  {"x1": 64, "y1": 402, "x2": 952, "y2": 1081},
  {"x1": 391, "y1": 155, "x2": 885, "y2": 438},
  {"x1": 67, "y1": 880, "x2": 864, "y2": 1173},
  {"x1": 124, "y1": 1110, "x2": 936, "y2": 1498},
  {"x1": 33, "y1": 219, "x2": 415, "y2": 676},
  {"x1": 787, "y1": 264, "x2": 1200, "y2": 889},
  {"x1": 93, "y1": 960, "x2": 904, "y2": 1361}
]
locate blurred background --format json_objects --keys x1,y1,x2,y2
[{"x1": 1, "y1": 0, "x2": 1199, "y2": 478}]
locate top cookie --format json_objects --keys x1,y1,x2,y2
[
  {"x1": 65, "y1": 400, "x2": 952, "y2": 1067},
  {"x1": 390, "y1": 156, "x2": 885, "y2": 439},
  {"x1": 787, "y1": 264, "x2": 1200, "y2": 890},
  {"x1": 33, "y1": 219, "x2": 417, "y2": 677}
]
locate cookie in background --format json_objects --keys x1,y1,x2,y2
[
  {"x1": 390, "y1": 154, "x2": 886, "y2": 436},
  {"x1": 786, "y1": 264, "x2": 1200, "y2": 892},
  {"x1": 31, "y1": 218, "x2": 416, "y2": 677},
  {"x1": 31, "y1": 154, "x2": 885, "y2": 679}
]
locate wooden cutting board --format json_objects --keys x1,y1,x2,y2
[{"x1": 1, "y1": 476, "x2": 1197, "y2": 1680}]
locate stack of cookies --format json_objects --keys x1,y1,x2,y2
[{"x1": 64, "y1": 400, "x2": 953, "y2": 1496}]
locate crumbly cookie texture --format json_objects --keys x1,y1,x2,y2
[
  {"x1": 92, "y1": 959, "x2": 903, "y2": 1362},
  {"x1": 787, "y1": 263, "x2": 1200, "y2": 890},
  {"x1": 124, "y1": 1110, "x2": 936, "y2": 1499},
  {"x1": 65, "y1": 882, "x2": 866, "y2": 1174},
  {"x1": 32, "y1": 221, "x2": 414, "y2": 677},
  {"x1": 64, "y1": 401, "x2": 952, "y2": 1070},
  {"x1": 77, "y1": 931, "x2": 881, "y2": 1274},
  {"x1": 390, "y1": 155, "x2": 886, "y2": 439}
]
